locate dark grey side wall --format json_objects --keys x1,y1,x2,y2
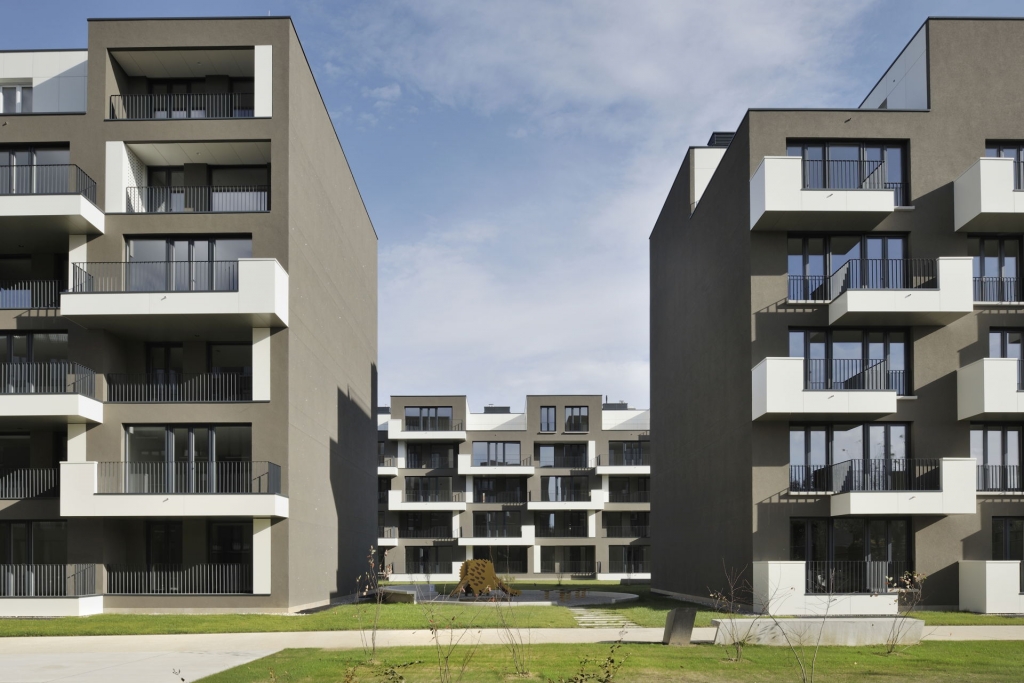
[
  {"x1": 649, "y1": 123, "x2": 754, "y2": 599},
  {"x1": 284, "y1": 23, "x2": 378, "y2": 606}
]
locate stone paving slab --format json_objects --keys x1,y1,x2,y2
[{"x1": 0, "y1": 650, "x2": 274, "y2": 683}]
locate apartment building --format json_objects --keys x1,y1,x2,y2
[
  {"x1": 0, "y1": 17, "x2": 377, "y2": 615},
  {"x1": 376, "y1": 396, "x2": 650, "y2": 581},
  {"x1": 651, "y1": 18, "x2": 1024, "y2": 615}
]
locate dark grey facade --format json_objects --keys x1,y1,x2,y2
[
  {"x1": 0, "y1": 17, "x2": 377, "y2": 613},
  {"x1": 651, "y1": 19, "x2": 1024, "y2": 613}
]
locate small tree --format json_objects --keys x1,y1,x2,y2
[
  {"x1": 709, "y1": 562, "x2": 759, "y2": 662},
  {"x1": 885, "y1": 570, "x2": 926, "y2": 655},
  {"x1": 354, "y1": 545, "x2": 390, "y2": 661}
]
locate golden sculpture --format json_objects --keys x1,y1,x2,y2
[{"x1": 449, "y1": 559, "x2": 521, "y2": 597}]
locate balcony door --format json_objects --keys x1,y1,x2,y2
[
  {"x1": 972, "y1": 425, "x2": 1022, "y2": 491},
  {"x1": 787, "y1": 141, "x2": 906, "y2": 203},
  {"x1": 788, "y1": 235, "x2": 907, "y2": 300},
  {"x1": 791, "y1": 329, "x2": 908, "y2": 394},
  {"x1": 146, "y1": 520, "x2": 183, "y2": 570},
  {"x1": 973, "y1": 237, "x2": 1022, "y2": 302},
  {"x1": 126, "y1": 237, "x2": 251, "y2": 292},
  {"x1": 0, "y1": 148, "x2": 70, "y2": 196},
  {"x1": 792, "y1": 517, "x2": 909, "y2": 594}
]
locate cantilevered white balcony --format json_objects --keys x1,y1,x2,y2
[
  {"x1": 957, "y1": 358, "x2": 1024, "y2": 420},
  {"x1": 387, "y1": 418, "x2": 466, "y2": 442},
  {"x1": 457, "y1": 453, "x2": 534, "y2": 476},
  {"x1": 60, "y1": 258, "x2": 288, "y2": 336},
  {"x1": 60, "y1": 460, "x2": 288, "y2": 518},
  {"x1": 386, "y1": 489, "x2": 467, "y2": 512},
  {"x1": 0, "y1": 363, "x2": 102, "y2": 426},
  {"x1": 0, "y1": 164, "x2": 104, "y2": 244},
  {"x1": 752, "y1": 357, "x2": 899, "y2": 421},
  {"x1": 953, "y1": 157, "x2": 1024, "y2": 232},
  {"x1": 959, "y1": 561, "x2": 1024, "y2": 614},
  {"x1": 793, "y1": 457, "x2": 977, "y2": 516},
  {"x1": 457, "y1": 525, "x2": 535, "y2": 546},
  {"x1": 750, "y1": 156, "x2": 898, "y2": 231}
]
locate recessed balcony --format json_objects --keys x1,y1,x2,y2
[
  {"x1": 457, "y1": 525, "x2": 534, "y2": 546},
  {"x1": 106, "y1": 372, "x2": 252, "y2": 403},
  {"x1": 59, "y1": 460, "x2": 288, "y2": 518},
  {"x1": 953, "y1": 157, "x2": 1024, "y2": 232},
  {"x1": 126, "y1": 185, "x2": 269, "y2": 213},
  {"x1": 750, "y1": 156, "x2": 901, "y2": 231},
  {"x1": 0, "y1": 362, "x2": 102, "y2": 426},
  {"x1": 957, "y1": 358, "x2": 1024, "y2": 420},
  {"x1": 753, "y1": 561, "x2": 899, "y2": 616},
  {"x1": 60, "y1": 258, "x2": 288, "y2": 337},
  {"x1": 958, "y1": 561, "x2": 1024, "y2": 614},
  {"x1": 752, "y1": 357, "x2": 900, "y2": 421},
  {"x1": 789, "y1": 257, "x2": 973, "y2": 326},
  {"x1": 594, "y1": 452, "x2": 650, "y2": 475},
  {"x1": 789, "y1": 458, "x2": 977, "y2": 515},
  {"x1": 0, "y1": 164, "x2": 104, "y2": 240},
  {"x1": 387, "y1": 417, "x2": 466, "y2": 442}
]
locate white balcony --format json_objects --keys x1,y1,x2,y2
[
  {"x1": 750, "y1": 156, "x2": 897, "y2": 231},
  {"x1": 957, "y1": 358, "x2": 1024, "y2": 420},
  {"x1": 457, "y1": 454, "x2": 534, "y2": 476},
  {"x1": 959, "y1": 561, "x2": 1024, "y2": 614},
  {"x1": 953, "y1": 157, "x2": 1024, "y2": 232},
  {"x1": 386, "y1": 489, "x2": 466, "y2": 512},
  {"x1": 59, "y1": 461, "x2": 289, "y2": 519},
  {"x1": 752, "y1": 561, "x2": 898, "y2": 617},
  {"x1": 752, "y1": 357, "x2": 898, "y2": 421},
  {"x1": 457, "y1": 525, "x2": 535, "y2": 546},
  {"x1": 0, "y1": 164, "x2": 104, "y2": 247},
  {"x1": 826, "y1": 257, "x2": 974, "y2": 326},
  {"x1": 60, "y1": 258, "x2": 288, "y2": 337},
  {"x1": 0, "y1": 394, "x2": 102, "y2": 427},
  {"x1": 827, "y1": 458, "x2": 977, "y2": 516},
  {"x1": 387, "y1": 418, "x2": 466, "y2": 442},
  {"x1": 527, "y1": 492, "x2": 604, "y2": 511}
]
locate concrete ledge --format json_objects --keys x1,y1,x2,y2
[
  {"x1": 0, "y1": 595, "x2": 103, "y2": 617},
  {"x1": 712, "y1": 617, "x2": 923, "y2": 646}
]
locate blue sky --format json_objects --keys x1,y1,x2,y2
[{"x1": 6, "y1": 1, "x2": 1024, "y2": 411}]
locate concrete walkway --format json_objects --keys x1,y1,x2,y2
[{"x1": 1, "y1": 625, "x2": 1023, "y2": 682}]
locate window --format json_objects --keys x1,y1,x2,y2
[
  {"x1": 144, "y1": 166, "x2": 269, "y2": 212},
  {"x1": 970, "y1": 237, "x2": 1021, "y2": 302},
  {"x1": 609, "y1": 545, "x2": 648, "y2": 572},
  {"x1": 540, "y1": 475, "x2": 589, "y2": 502},
  {"x1": 471, "y1": 546, "x2": 526, "y2": 573},
  {"x1": 791, "y1": 517, "x2": 910, "y2": 593},
  {"x1": 989, "y1": 329, "x2": 1024, "y2": 359},
  {"x1": 0, "y1": 85, "x2": 32, "y2": 114},
  {"x1": 0, "y1": 333, "x2": 69, "y2": 394},
  {"x1": 0, "y1": 148, "x2": 71, "y2": 196},
  {"x1": 208, "y1": 521, "x2": 253, "y2": 564},
  {"x1": 536, "y1": 511, "x2": 587, "y2": 537},
  {"x1": 971, "y1": 425, "x2": 1023, "y2": 491},
  {"x1": 404, "y1": 476, "x2": 453, "y2": 502},
  {"x1": 565, "y1": 406, "x2": 589, "y2": 432},
  {"x1": 125, "y1": 237, "x2": 252, "y2": 292},
  {"x1": 124, "y1": 424, "x2": 252, "y2": 493},
  {"x1": 473, "y1": 476, "x2": 525, "y2": 503},
  {"x1": 148, "y1": 78, "x2": 255, "y2": 119},
  {"x1": 472, "y1": 511, "x2": 521, "y2": 537},
  {"x1": 404, "y1": 406, "x2": 455, "y2": 432},
  {"x1": 0, "y1": 434, "x2": 30, "y2": 470},
  {"x1": 992, "y1": 517, "x2": 1024, "y2": 561},
  {"x1": 789, "y1": 328, "x2": 909, "y2": 395},
  {"x1": 472, "y1": 442, "x2": 522, "y2": 466},
  {"x1": 0, "y1": 521, "x2": 66, "y2": 565},
  {"x1": 399, "y1": 512, "x2": 452, "y2": 537},
  {"x1": 406, "y1": 443, "x2": 455, "y2": 468},
  {"x1": 536, "y1": 443, "x2": 588, "y2": 468},
  {"x1": 789, "y1": 423, "x2": 908, "y2": 491},
  {"x1": 787, "y1": 141, "x2": 907, "y2": 204},
  {"x1": 986, "y1": 142, "x2": 1024, "y2": 189},
  {"x1": 147, "y1": 343, "x2": 183, "y2": 376},
  {"x1": 607, "y1": 440, "x2": 649, "y2": 466},
  {"x1": 540, "y1": 406, "x2": 556, "y2": 432},
  {"x1": 788, "y1": 235, "x2": 909, "y2": 300},
  {"x1": 208, "y1": 343, "x2": 252, "y2": 377}
]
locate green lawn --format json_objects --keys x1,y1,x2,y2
[
  {"x1": 198, "y1": 641, "x2": 1024, "y2": 682},
  {"x1": 0, "y1": 580, "x2": 1020, "y2": 637}
]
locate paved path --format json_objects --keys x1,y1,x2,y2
[
  {"x1": 567, "y1": 607, "x2": 639, "y2": 629},
  {"x1": 2, "y1": 625, "x2": 1023, "y2": 682}
]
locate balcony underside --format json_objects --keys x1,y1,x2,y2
[
  {"x1": 0, "y1": 394, "x2": 103, "y2": 426},
  {"x1": 61, "y1": 490, "x2": 289, "y2": 519},
  {"x1": 752, "y1": 207, "x2": 894, "y2": 232},
  {"x1": 59, "y1": 298, "x2": 285, "y2": 339},
  {"x1": 0, "y1": 195, "x2": 105, "y2": 245}
]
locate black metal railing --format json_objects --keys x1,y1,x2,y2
[
  {"x1": 404, "y1": 562, "x2": 449, "y2": 575},
  {"x1": 538, "y1": 454, "x2": 590, "y2": 468},
  {"x1": 977, "y1": 465, "x2": 1022, "y2": 492},
  {"x1": 535, "y1": 526, "x2": 588, "y2": 538},
  {"x1": 405, "y1": 454, "x2": 455, "y2": 469},
  {"x1": 110, "y1": 93, "x2": 256, "y2": 120},
  {"x1": 789, "y1": 464, "x2": 831, "y2": 492},
  {"x1": 540, "y1": 560, "x2": 595, "y2": 574},
  {"x1": 0, "y1": 468, "x2": 58, "y2": 499},
  {"x1": 97, "y1": 461, "x2": 281, "y2": 495},
  {"x1": 804, "y1": 358, "x2": 906, "y2": 395},
  {"x1": 404, "y1": 418, "x2": 464, "y2": 432},
  {"x1": 126, "y1": 186, "x2": 269, "y2": 213},
  {"x1": 0, "y1": 164, "x2": 97, "y2": 203},
  {"x1": 378, "y1": 526, "x2": 397, "y2": 538},
  {"x1": 490, "y1": 561, "x2": 527, "y2": 574},
  {"x1": 475, "y1": 491, "x2": 526, "y2": 504},
  {"x1": 467, "y1": 525, "x2": 522, "y2": 538},
  {"x1": 604, "y1": 525, "x2": 650, "y2": 538},
  {"x1": 975, "y1": 277, "x2": 1022, "y2": 303},
  {"x1": 828, "y1": 259, "x2": 937, "y2": 298},
  {"x1": 378, "y1": 455, "x2": 396, "y2": 467},
  {"x1": 0, "y1": 564, "x2": 96, "y2": 597},
  {"x1": 805, "y1": 560, "x2": 909, "y2": 594},
  {"x1": 398, "y1": 526, "x2": 453, "y2": 539},
  {"x1": 0, "y1": 361, "x2": 96, "y2": 399},
  {"x1": 833, "y1": 458, "x2": 940, "y2": 493},
  {"x1": 608, "y1": 561, "x2": 650, "y2": 574},
  {"x1": 0, "y1": 280, "x2": 60, "y2": 309},
  {"x1": 106, "y1": 372, "x2": 252, "y2": 403},
  {"x1": 800, "y1": 159, "x2": 907, "y2": 206},
  {"x1": 540, "y1": 489, "x2": 591, "y2": 502},
  {"x1": 473, "y1": 456, "x2": 532, "y2": 467},
  {"x1": 403, "y1": 490, "x2": 464, "y2": 503},
  {"x1": 71, "y1": 261, "x2": 240, "y2": 293},
  {"x1": 598, "y1": 452, "x2": 650, "y2": 467},
  {"x1": 106, "y1": 563, "x2": 252, "y2": 594},
  {"x1": 788, "y1": 275, "x2": 830, "y2": 302},
  {"x1": 608, "y1": 491, "x2": 651, "y2": 503}
]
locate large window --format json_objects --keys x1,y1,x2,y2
[
  {"x1": 789, "y1": 423, "x2": 908, "y2": 491},
  {"x1": 399, "y1": 512, "x2": 452, "y2": 538},
  {"x1": 404, "y1": 476, "x2": 454, "y2": 502},
  {"x1": 536, "y1": 443, "x2": 588, "y2": 468},
  {"x1": 535, "y1": 511, "x2": 587, "y2": 537},
  {"x1": 972, "y1": 425, "x2": 1023, "y2": 491},
  {"x1": 405, "y1": 545, "x2": 453, "y2": 573},
  {"x1": 971, "y1": 237, "x2": 1022, "y2": 302},
  {"x1": 472, "y1": 442, "x2": 522, "y2": 467},
  {"x1": 787, "y1": 141, "x2": 907, "y2": 204},
  {"x1": 124, "y1": 424, "x2": 252, "y2": 493},
  {"x1": 791, "y1": 517, "x2": 910, "y2": 593},
  {"x1": 0, "y1": 85, "x2": 32, "y2": 114},
  {"x1": 565, "y1": 406, "x2": 589, "y2": 432},
  {"x1": 540, "y1": 475, "x2": 590, "y2": 502},
  {"x1": 472, "y1": 546, "x2": 526, "y2": 573},
  {"x1": 0, "y1": 521, "x2": 66, "y2": 564},
  {"x1": 0, "y1": 147, "x2": 70, "y2": 196},
  {"x1": 473, "y1": 477, "x2": 526, "y2": 503},
  {"x1": 404, "y1": 406, "x2": 455, "y2": 432},
  {"x1": 788, "y1": 235, "x2": 909, "y2": 301},
  {"x1": 540, "y1": 406, "x2": 556, "y2": 432},
  {"x1": 406, "y1": 443, "x2": 456, "y2": 469},
  {"x1": 125, "y1": 236, "x2": 252, "y2": 292},
  {"x1": 472, "y1": 511, "x2": 521, "y2": 537},
  {"x1": 789, "y1": 328, "x2": 909, "y2": 395},
  {"x1": 208, "y1": 521, "x2": 253, "y2": 565},
  {"x1": 144, "y1": 165, "x2": 269, "y2": 212},
  {"x1": 992, "y1": 517, "x2": 1024, "y2": 561},
  {"x1": 0, "y1": 332, "x2": 69, "y2": 394},
  {"x1": 607, "y1": 440, "x2": 650, "y2": 466}
]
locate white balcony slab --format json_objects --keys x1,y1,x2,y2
[
  {"x1": 377, "y1": 536, "x2": 399, "y2": 547},
  {"x1": 458, "y1": 527, "x2": 535, "y2": 546},
  {"x1": 386, "y1": 490, "x2": 466, "y2": 512},
  {"x1": 953, "y1": 157, "x2": 1024, "y2": 232},
  {"x1": 828, "y1": 257, "x2": 974, "y2": 326},
  {"x1": 0, "y1": 394, "x2": 102, "y2": 426},
  {"x1": 594, "y1": 465, "x2": 650, "y2": 475},
  {"x1": 527, "y1": 500, "x2": 603, "y2": 511},
  {"x1": 60, "y1": 258, "x2": 288, "y2": 337},
  {"x1": 752, "y1": 357, "x2": 898, "y2": 421},
  {"x1": 753, "y1": 561, "x2": 898, "y2": 617},
  {"x1": 377, "y1": 466, "x2": 399, "y2": 477},
  {"x1": 0, "y1": 194, "x2": 104, "y2": 242},
  {"x1": 0, "y1": 595, "x2": 103, "y2": 617},
  {"x1": 457, "y1": 454, "x2": 534, "y2": 476},
  {"x1": 387, "y1": 419, "x2": 466, "y2": 442},
  {"x1": 957, "y1": 357, "x2": 1024, "y2": 420},
  {"x1": 59, "y1": 462, "x2": 289, "y2": 518},
  {"x1": 830, "y1": 458, "x2": 977, "y2": 516},
  {"x1": 750, "y1": 156, "x2": 895, "y2": 231},
  {"x1": 959, "y1": 561, "x2": 1024, "y2": 614}
]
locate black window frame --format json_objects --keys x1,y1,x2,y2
[
  {"x1": 540, "y1": 406, "x2": 556, "y2": 432},
  {"x1": 564, "y1": 406, "x2": 589, "y2": 432}
]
